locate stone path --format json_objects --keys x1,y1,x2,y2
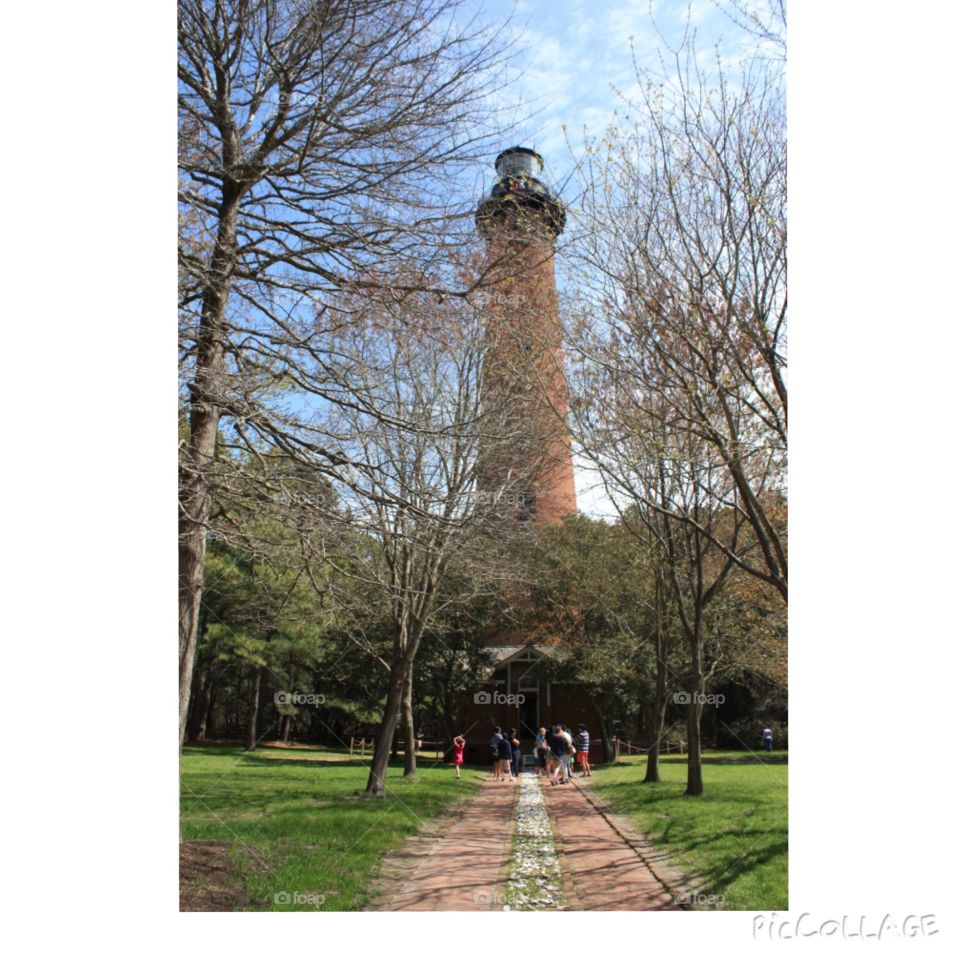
[
  {"x1": 502, "y1": 773, "x2": 566, "y2": 910},
  {"x1": 375, "y1": 772, "x2": 681, "y2": 911}
]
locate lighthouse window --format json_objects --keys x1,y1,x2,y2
[{"x1": 496, "y1": 151, "x2": 542, "y2": 180}]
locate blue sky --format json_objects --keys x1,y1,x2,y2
[
  {"x1": 475, "y1": 0, "x2": 775, "y2": 191},
  {"x1": 469, "y1": 0, "x2": 782, "y2": 518}
]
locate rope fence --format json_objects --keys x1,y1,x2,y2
[{"x1": 349, "y1": 736, "x2": 448, "y2": 759}]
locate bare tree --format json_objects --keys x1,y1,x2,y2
[
  {"x1": 572, "y1": 382, "x2": 738, "y2": 795},
  {"x1": 569, "y1": 32, "x2": 787, "y2": 602},
  {"x1": 178, "y1": 0, "x2": 517, "y2": 746},
  {"x1": 293, "y1": 282, "x2": 546, "y2": 795},
  {"x1": 712, "y1": 0, "x2": 786, "y2": 59},
  {"x1": 642, "y1": 549, "x2": 677, "y2": 783},
  {"x1": 649, "y1": 424, "x2": 738, "y2": 796}
]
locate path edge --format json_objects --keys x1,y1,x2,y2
[{"x1": 571, "y1": 778, "x2": 692, "y2": 910}]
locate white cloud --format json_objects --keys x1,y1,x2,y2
[{"x1": 482, "y1": 0, "x2": 771, "y2": 187}]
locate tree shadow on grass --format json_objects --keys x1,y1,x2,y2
[
  {"x1": 698, "y1": 837, "x2": 788, "y2": 893},
  {"x1": 240, "y1": 755, "x2": 371, "y2": 769},
  {"x1": 653, "y1": 755, "x2": 788, "y2": 765},
  {"x1": 589, "y1": 774, "x2": 787, "y2": 905},
  {"x1": 597, "y1": 779, "x2": 782, "y2": 807}
]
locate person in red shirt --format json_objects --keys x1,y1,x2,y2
[{"x1": 452, "y1": 735, "x2": 466, "y2": 779}]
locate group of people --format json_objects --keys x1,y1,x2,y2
[
  {"x1": 538, "y1": 723, "x2": 591, "y2": 785},
  {"x1": 489, "y1": 726, "x2": 521, "y2": 780},
  {"x1": 484, "y1": 723, "x2": 591, "y2": 785},
  {"x1": 449, "y1": 724, "x2": 777, "y2": 779}
]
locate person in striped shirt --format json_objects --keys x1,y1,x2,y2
[{"x1": 575, "y1": 724, "x2": 592, "y2": 777}]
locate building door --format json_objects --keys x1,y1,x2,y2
[{"x1": 518, "y1": 692, "x2": 538, "y2": 742}]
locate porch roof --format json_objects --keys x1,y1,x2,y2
[{"x1": 481, "y1": 644, "x2": 560, "y2": 678}]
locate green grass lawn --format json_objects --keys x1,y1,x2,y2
[
  {"x1": 587, "y1": 751, "x2": 787, "y2": 911},
  {"x1": 180, "y1": 745, "x2": 482, "y2": 911}
]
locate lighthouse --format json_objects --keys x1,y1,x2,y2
[
  {"x1": 475, "y1": 146, "x2": 577, "y2": 525},
  {"x1": 454, "y1": 147, "x2": 600, "y2": 759}
]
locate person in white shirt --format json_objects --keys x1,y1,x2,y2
[{"x1": 560, "y1": 725, "x2": 574, "y2": 783}]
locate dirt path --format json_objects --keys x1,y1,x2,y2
[
  {"x1": 543, "y1": 777, "x2": 680, "y2": 911},
  {"x1": 373, "y1": 778, "x2": 520, "y2": 911}
]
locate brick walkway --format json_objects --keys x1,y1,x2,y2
[
  {"x1": 543, "y1": 778, "x2": 679, "y2": 911},
  {"x1": 375, "y1": 773, "x2": 682, "y2": 911},
  {"x1": 377, "y1": 778, "x2": 520, "y2": 911}
]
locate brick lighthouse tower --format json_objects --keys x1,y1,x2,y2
[
  {"x1": 456, "y1": 147, "x2": 597, "y2": 758},
  {"x1": 475, "y1": 146, "x2": 577, "y2": 524}
]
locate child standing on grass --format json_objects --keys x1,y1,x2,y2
[{"x1": 453, "y1": 735, "x2": 466, "y2": 779}]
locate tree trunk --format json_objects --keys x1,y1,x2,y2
[
  {"x1": 597, "y1": 713, "x2": 615, "y2": 763},
  {"x1": 402, "y1": 662, "x2": 417, "y2": 779},
  {"x1": 390, "y1": 710, "x2": 400, "y2": 760},
  {"x1": 245, "y1": 666, "x2": 262, "y2": 751},
  {"x1": 198, "y1": 683, "x2": 216, "y2": 741},
  {"x1": 279, "y1": 714, "x2": 291, "y2": 742},
  {"x1": 191, "y1": 669, "x2": 214, "y2": 742},
  {"x1": 644, "y1": 631, "x2": 668, "y2": 783},
  {"x1": 186, "y1": 669, "x2": 203, "y2": 743},
  {"x1": 440, "y1": 696, "x2": 456, "y2": 747},
  {"x1": 644, "y1": 699, "x2": 667, "y2": 782},
  {"x1": 365, "y1": 657, "x2": 409, "y2": 796},
  {"x1": 685, "y1": 639, "x2": 705, "y2": 796},
  {"x1": 685, "y1": 699, "x2": 704, "y2": 795},
  {"x1": 178, "y1": 188, "x2": 241, "y2": 749}
]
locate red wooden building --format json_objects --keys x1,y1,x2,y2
[{"x1": 456, "y1": 642, "x2": 604, "y2": 765}]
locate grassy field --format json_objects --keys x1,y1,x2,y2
[
  {"x1": 180, "y1": 745, "x2": 483, "y2": 911},
  {"x1": 587, "y1": 751, "x2": 787, "y2": 911},
  {"x1": 181, "y1": 745, "x2": 786, "y2": 912}
]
